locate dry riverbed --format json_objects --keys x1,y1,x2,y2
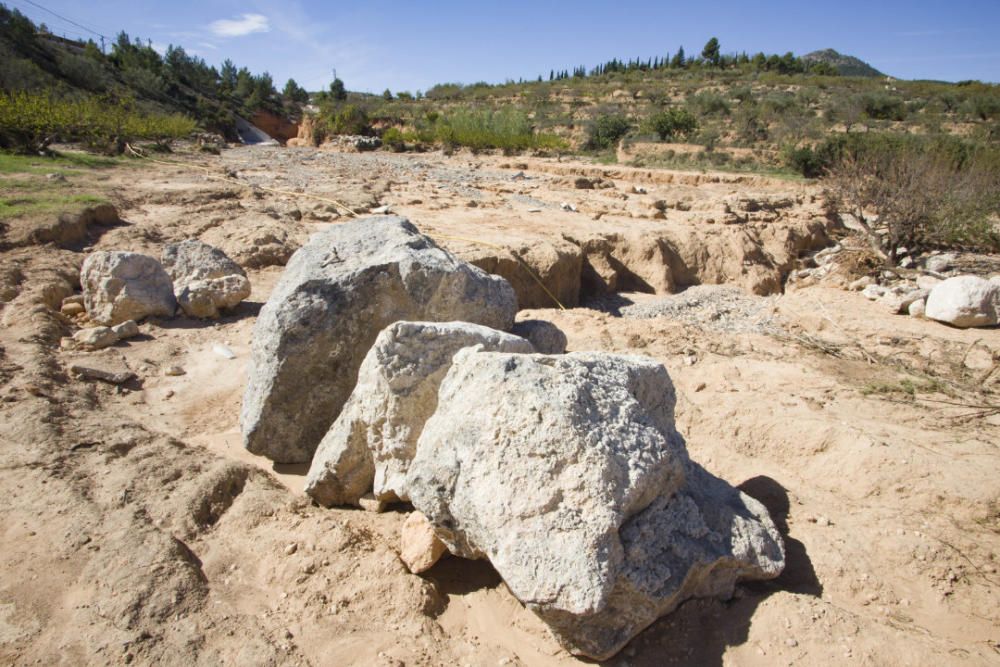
[{"x1": 1, "y1": 144, "x2": 998, "y2": 666}]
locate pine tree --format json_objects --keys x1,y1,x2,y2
[
  {"x1": 702, "y1": 37, "x2": 721, "y2": 66},
  {"x1": 671, "y1": 46, "x2": 686, "y2": 69},
  {"x1": 329, "y1": 75, "x2": 346, "y2": 100}
]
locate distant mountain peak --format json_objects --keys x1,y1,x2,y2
[{"x1": 802, "y1": 49, "x2": 885, "y2": 78}]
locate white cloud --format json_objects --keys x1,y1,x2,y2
[{"x1": 209, "y1": 13, "x2": 270, "y2": 38}]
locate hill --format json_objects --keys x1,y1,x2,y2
[
  {"x1": 801, "y1": 48, "x2": 884, "y2": 77},
  {"x1": 0, "y1": 3, "x2": 300, "y2": 140}
]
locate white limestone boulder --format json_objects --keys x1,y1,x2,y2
[
  {"x1": 304, "y1": 320, "x2": 533, "y2": 506},
  {"x1": 241, "y1": 217, "x2": 518, "y2": 463},
  {"x1": 81, "y1": 251, "x2": 176, "y2": 326},
  {"x1": 405, "y1": 349, "x2": 785, "y2": 659},
  {"x1": 161, "y1": 239, "x2": 251, "y2": 318},
  {"x1": 925, "y1": 275, "x2": 1000, "y2": 328}
]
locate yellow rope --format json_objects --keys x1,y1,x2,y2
[
  {"x1": 433, "y1": 234, "x2": 566, "y2": 310},
  {"x1": 124, "y1": 143, "x2": 358, "y2": 216},
  {"x1": 125, "y1": 144, "x2": 564, "y2": 310}
]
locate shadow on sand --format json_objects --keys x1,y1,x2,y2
[
  {"x1": 608, "y1": 475, "x2": 821, "y2": 666},
  {"x1": 419, "y1": 475, "x2": 821, "y2": 665}
]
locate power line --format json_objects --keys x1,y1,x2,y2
[{"x1": 14, "y1": 0, "x2": 106, "y2": 39}]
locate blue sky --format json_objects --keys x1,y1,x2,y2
[{"x1": 8, "y1": 0, "x2": 1000, "y2": 91}]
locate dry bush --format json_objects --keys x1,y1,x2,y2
[{"x1": 825, "y1": 147, "x2": 1000, "y2": 262}]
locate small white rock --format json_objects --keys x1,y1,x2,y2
[
  {"x1": 111, "y1": 320, "x2": 139, "y2": 340},
  {"x1": 213, "y1": 344, "x2": 237, "y2": 359},
  {"x1": 848, "y1": 276, "x2": 874, "y2": 291},
  {"x1": 861, "y1": 284, "x2": 887, "y2": 301}
]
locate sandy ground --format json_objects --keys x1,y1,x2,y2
[{"x1": 1, "y1": 145, "x2": 998, "y2": 666}]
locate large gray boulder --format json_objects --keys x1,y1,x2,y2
[
  {"x1": 925, "y1": 275, "x2": 1000, "y2": 328},
  {"x1": 81, "y1": 251, "x2": 176, "y2": 325},
  {"x1": 161, "y1": 239, "x2": 251, "y2": 318},
  {"x1": 304, "y1": 321, "x2": 534, "y2": 507},
  {"x1": 406, "y1": 350, "x2": 785, "y2": 660},
  {"x1": 241, "y1": 217, "x2": 518, "y2": 463}
]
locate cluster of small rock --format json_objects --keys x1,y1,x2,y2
[
  {"x1": 240, "y1": 216, "x2": 785, "y2": 660},
  {"x1": 611, "y1": 285, "x2": 783, "y2": 335},
  {"x1": 856, "y1": 272, "x2": 1000, "y2": 328},
  {"x1": 68, "y1": 239, "x2": 251, "y2": 350}
]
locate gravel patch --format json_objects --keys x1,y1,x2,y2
[{"x1": 593, "y1": 285, "x2": 783, "y2": 335}]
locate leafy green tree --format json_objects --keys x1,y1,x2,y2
[
  {"x1": 701, "y1": 37, "x2": 720, "y2": 66},
  {"x1": 645, "y1": 108, "x2": 699, "y2": 141},
  {"x1": 382, "y1": 88, "x2": 393, "y2": 101},
  {"x1": 585, "y1": 114, "x2": 631, "y2": 150}
]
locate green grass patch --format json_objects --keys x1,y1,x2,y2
[
  {"x1": 0, "y1": 150, "x2": 123, "y2": 174},
  {"x1": 0, "y1": 192, "x2": 107, "y2": 219}
]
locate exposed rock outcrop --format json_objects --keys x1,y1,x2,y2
[
  {"x1": 241, "y1": 217, "x2": 518, "y2": 463},
  {"x1": 200, "y1": 216, "x2": 306, "y2": 269}
]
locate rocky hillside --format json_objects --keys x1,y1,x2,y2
[{"x1": 802, "y1": 48, "x2": 884, "y2": 77}]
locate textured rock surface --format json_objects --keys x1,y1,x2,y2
[
  {"x1": 511, "y1": 319, "x2": 568, "y2": 354},
  {"x1": 81, "y1": 251, "x2": 176, "y2": 325},
  {"x1": 304, "y1": 321, "x2": 533, "y2": 507},
  {"x1": 406, "y1": 350, "x2": 785, "y2": 659},
  {"x1": 201, "y1": 216, "x2": 305, "y2": 269},
  {"x1": 71, "y1": 319, "x2": 140, "y2": 349},
  {"x1": 925, "y1": 275, "x2": 1000, "y2": 328},
  {"x1": 399, "y1": 511, "x2": 448, "y2": 574},
  {"x1": 241, "y1": 217, "x2": 518, "y2": 463},
  {"x1": 161, "y1": 240, "x2": 251, "y2": 318},
  {"x1": 72, "y1": 326, "x2": 119, "y2": 350}
]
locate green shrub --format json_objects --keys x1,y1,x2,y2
[
  {"x1": 381, "y1": 127, "x2": 406, "y2": 151},
  {"x1": 644, "y1": 108, "x2": 698, "y2": 141},
  {"x1": 585, "y1": 114, "x2": 631, "y2": 150},
  {"x1": 961, "y1": 94, "x2": 1000, "y2": 121},
  {"x1": 783, "y1": 145, "x2": 826, "y2": 178},
  {"x1": 686, "y1": 90, "x2": 730, "y2": 116},
  {"x1": 431, "y1": 107, "x2": 562, "y2": 153},
  {"x1": 860, "y1": 93, "x2": 906, "y2": 121},
  {"x1": 321, "y1": 104, "x2": 370, "y2": 136}
]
